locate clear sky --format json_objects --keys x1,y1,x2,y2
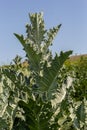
[{"x1": 0, "y1": 0, "x2": 87, "y2": 65}]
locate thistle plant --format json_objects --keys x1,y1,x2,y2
[{"x1": 0, "y1": 12, "x2": 73, "y2": 130}]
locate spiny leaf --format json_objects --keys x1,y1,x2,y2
[
  {"x1": 18, "y1": 99, "x2": 58, "y2": 130},
  {"x1": 42, "y1": 24, "x2": 61, "y2": 54},
  {"x1": 76, "y1": 101, "x2": 85, "y2": 122},
  {"x1": 36, "y1": 50, "x2": 72, "y2": 100},
  {"x1": 26, "y1": 12, "x2": 46, "y2": 46},
  {"x1": 14, "y1": 33, "x2": 42, "y2": 73}
]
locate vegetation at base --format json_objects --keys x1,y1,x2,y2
[{"x1": 0, "y1": 12, "x2": 87, "y2": 130}]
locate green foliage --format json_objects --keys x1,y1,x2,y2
[
  {"x1": 18, "y1": 99, "x2": 59, "y2": 130},
  {"x1": 1, "y1": 12, "x2": 87, "y2": 130},
  {"x1": 64, "y1": 56, "x2": 87, "y2": 129},
  {"x1": 14, "y1": 12, "x2": 72, "y2": 102},
  {"x1": 71, "y1": 57, "x2": 87, "y2": 101},
  {"x1": 35, "y1": 52, "x2": 72, "y2": 100},
  {"x1": 0, "y1": 12, "x2": 72, "y2": 130},
  {"x1": 0, "y1": 56, "x2": 30, "y2": 130}
]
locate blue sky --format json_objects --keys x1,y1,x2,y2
[{"x1": 0, "y1": 0, "x2": 87, "y2": 65}]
